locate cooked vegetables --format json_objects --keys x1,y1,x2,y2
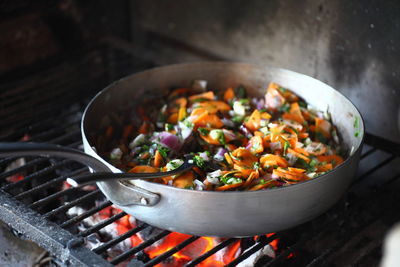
[{"x1": 108, "y1": 82, "x2": 345, "y2": 191}]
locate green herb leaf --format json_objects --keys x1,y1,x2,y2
[
  {"x1": 218, "y1": 132, "x2": 226, "y2": 145},
  {"x1": 157, "y1": 145, "x2": 169, "y2": 159},
  {"x1": 236, "y1": 85, "x2": 247, "y2": 98},
  {"x1": 220, "y1": 176, "x2": 242, "y2": 185},
  {"x1": 283, "y1": 140, "x2": 291, "y2": 154},
  {"x1": 193, "y1": 155, "x2": 205, "y2": 168},
  {"x1": 165, "y1": 123, "x2": 174, "y2": 131},
  {"x1": 253, "y1": 162, "x2": 261, "y2": 170},
  {"x1": 259, "y1": 179, "x2": 266, "y2": 185},
  {"x1": 198, "y1": 127, "x2": 210, "y2": 136},
  {"x1": 279, "y1": 103, "x2": 290, "y2": 113}
]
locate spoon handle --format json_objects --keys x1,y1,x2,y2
[{"x1": 67, "y1": 161, "x2": 194, "y2": 187}]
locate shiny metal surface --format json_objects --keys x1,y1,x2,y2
[{"x1": 81, "y1": 62, "x2": 364, "y2": 237}]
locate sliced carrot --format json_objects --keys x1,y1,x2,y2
[
  {"x1": 317, "y1": 163, "x2": 333, "y2": 172},
  {"x1": 298, "y1": 132, "x2": 309, "y2": 139},
  {"x1": 174, "y1": 97, "x2": 187, "y2": 108},
  {"x1": 173, "y1": 171, "x2": 195, "y2": 189},
  {"x1": 195, "y1": 114, "x2": 224, "y2": 128},
  {"x1": 282, "y1": 102, "x2": 305, "y2": 124},
  {"x1": 169, "y1": 88, "x2": 192, "y2": 98},
  {"x1": 224, "y1": 153, "x2": 233, "y2": 165},
  {"x1": 260, "y1": 154, "x2": 288, "y2": 168},
  {"x1": 316, "y1": 154, "x2": 344, "y2": 166},
  {"x1": 191, "y1": 110, "x2": 209, "y2": 124},
  {"x1": 273, "y1": 168, "x2": 305, "y2": 181},
  {"x1": 128, "y1": 165, "x2": 158, "y2": 173},
  {"x1": 224, "y1": 87, "x2": 235, "y2": 102},
  {"x1": 138, "y1": 121, "x2": 151, "y2": 134},
  {"x1": 140, "y1": 152, "x2": 150, "y2": 160},
  {"x1": 231, "y1": 148, "x2": 258, "y2": 166},
  {"x1": 167, "y1": 113, "x2": 178, "y2": 124},
  {"x1": 216, "y1": 182, "x2": 243, "y2": 191},
  {"x1": 200, "y1": 133, "x2": 220, "y2": 145},
  {"x1": 178, "y1": 106, "x2": 187, "y2": 121},
  {"x1": 260, "y1": 112, "x2": 272, "y2": 120},
  {"x1": 248, "y1": 135, "x2": 264, "y2": 154},
  {"x1": 243, "y1": 170, "x2": 259, "y2": 187},
  {"x1": 254, "y1": 131, "x2": 264, "y2": 137},
  {"x1": 249, "y1": 180, "x2": 276, "y2": 191},
  {"x1": 233, "y1": 164, "x2": 254, "y2": 177},
  {"x1": 188, "y1": 91, "x2": 215, "y2": 101},
  {"x1": 122, "y1": 125, "x2": 133, "y2": 139},
  {"x1": 244, "y1": 109, "x2": 261, "y2": 132},
  {"x1": 105, "y1": 126, "x2": 113, "y2": 139},
  {"x1": 287, "y1": 148, "x2": 310, "y2": 163},
  {"x1": 288, "y1": 167, "x2": 306, "y2": 173},
  {"x1": 315, "y1": 117, "x2": 332, "y2": 138},
  {"x1": 294, "y1": 146, "x2": 310, "y2": 156},
  {"x1": 154, "y1": 150, "x2": 163, "y2": 168},
  {"x1": 265, "y1": 82, "x2": 285, "y2": 110},
  {"x1": 197, "y1": 100, "x2": 231, "y2": 113}
]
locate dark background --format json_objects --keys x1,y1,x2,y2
[{"x1": 1, "y1": 0, "x2": 399, "y2": 141}]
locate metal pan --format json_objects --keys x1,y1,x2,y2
[{"x1": 0, "y1": 62, "x2": 364, "y2": 237}]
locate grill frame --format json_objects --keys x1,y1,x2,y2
[{"x1": 0, "y1": 40, "x2": 399, "y2": 267}]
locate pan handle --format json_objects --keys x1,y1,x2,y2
[{"x1": 0, "y1": 142, "x2": 160, "y2": 206}]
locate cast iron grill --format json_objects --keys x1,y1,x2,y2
[{"x1": 1, "y1": 41, "x2": 400, "y2": 267}]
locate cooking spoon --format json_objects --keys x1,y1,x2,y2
[{"x1": 0, "y1": 142, "x2": 195, "y2": 187}]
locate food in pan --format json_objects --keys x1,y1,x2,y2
[{"x1": 107, "y1": 81, "x2": 344, "y2": 191}]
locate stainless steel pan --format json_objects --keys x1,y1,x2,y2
[{"x1": 0, "y1": 62, "x2": 364, "y2": 237}]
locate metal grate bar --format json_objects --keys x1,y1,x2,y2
[
  {"x1": 14, "y1": 167, "x2": 87, "y2": 200},
  {"x1": 0, "y1": 157, "x2": 47, "y2": 180},
  {"x1": 29, "y1": 183, "x2": 88, "y2": 209},
  {"x1": 0, "y1": 107, "x2": 81, "y2": 141},
  {"x1": 109, "y1": 230, "x2": 171, "y2": 265},
  {"x1": 185, "y1": 238, "x2": 237, "y2": 267},
  {"x1": 60, "y1": 200, "x2": 113, "y2": 228},
  {"x1": 226, "y1": 234, "x2": 279, "y2": 267},
  {"x1": 1, "y1": 160, "x2": 72, "y2": 191},
  {"x1": 143, "y1": 236, "x2": 200, "y2": 267},
  {"x1": 357, "y1": 155, "x2": 396, "y2": 180},
  {"x1": 1, "y1": 159, "x2": 71, "y2": 190},
  {"x1": 78, "y1": 212, "x2": 127, "y2": 238},
  {"x1": 93, "y1": 223, "x2": 149, "y2": 254},
  {"x1": 361, "y1": 147, "x2": 377, "y2": 159},
  {"x1": 43, "y1": 189, "x2": 102, "y2": 219}
]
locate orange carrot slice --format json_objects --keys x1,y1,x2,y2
[
  {"x1": 173, "y1": 171, "x2": 195, "y2": 189},
  {"x1": 260, "y1": 154, "x2": 289, "y2": 168},
  {"x1": 244, "y1": 109, "x2": 261, "y2": 132},
  {"x1": 315, "y1": 117, "x2": 332, "y2": 138},
  {"x1": 248, "y1": 135, "x2": 264, "y2": 154},
  {"x1": 188, "y1": 91, "x2": 215, "y2": 101},
  {"x1": 265, "y1": 82, "x2": 286, "y2": 110},
  {"x1": 282, "y1": 102, "x2": 305, "y2": 124},
  {"x1": 128, "y1": 165, "x2": 158, "y2": 173},
  {"x1": 154, "y1": 150, "x2": 163, "y2": 168},
  {"x1": 224, "y1": 87, "x2": 235, "y2": 102},
  {"x1": 216, "y1": 182, "x2": 243, "y2": 191},
  {"x1": 316, "y1": 154, "x2": 344, "y2": 166},
  {"x1": 197, "y1": 100, "x2": 231, "y2": 113}
]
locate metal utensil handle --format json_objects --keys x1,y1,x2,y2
[
  {"x1": 0, "y1": 142, "x2": 161, "y2": 206},
  {"x1": 0, "y1": 142, "x2": 111, "y2": 172},
  {"x1": 68, "y1": 160, "x2": 194, "y2": 186}
]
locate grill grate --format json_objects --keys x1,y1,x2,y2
[{"x1": 1, "y1": 41, "x2": 400, "y2": 267}]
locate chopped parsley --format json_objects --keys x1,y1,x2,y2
[
  {"x1": 259, "y1": 179, "x2": 266, "y2": 185},
  {"x1": 236, "y1": 85, "x2": 247, "y2": 98},
  {"x1": 193, "y1": 155, "x2": 205, "y2": 168},
  {"x1": 279, "y1": 103, "x2": 291, "y2": 113},
  {"x1": 253, "y1": 162, "x2": 261, "y2": 170},
  {"x1": 157, "y1": 145, "x2": 169, "y2": 159},
  {"x1": 220, "y1": 176, "x2": 242, "y2": 185},
  {"x1": 165, "y1": 123, "x2": 174, "y2": 131},
  {"x1": 198, "y1": 127, "x2": 210, "y2": 136},
  {"x1": 283, "y1": 140, "x2": 291, "y2": 154}
]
